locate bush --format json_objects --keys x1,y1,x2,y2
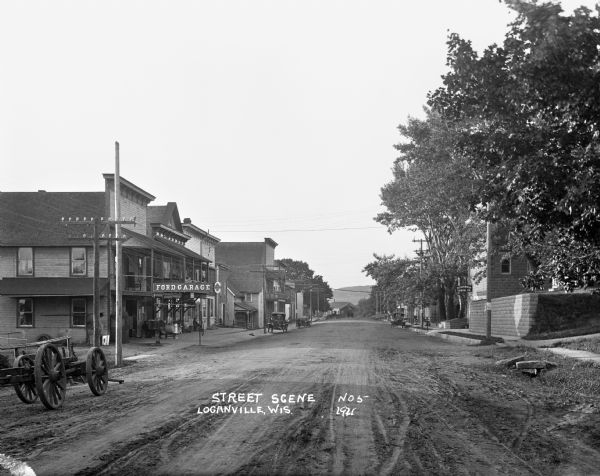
[{"x1": 531, "y1": 293, "x2": 600, "y2": 335}]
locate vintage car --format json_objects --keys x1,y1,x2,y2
[{"x1": 267, "y1": 312, "x2": 288, "y2": 333}]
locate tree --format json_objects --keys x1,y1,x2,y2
[
  {"x1": 276, "y1": 258, "x2": 333, "y2": 313},
  {"x1": 363, "y1": 254, "x2": 427, "y2": 316},
  {"x1": 428, "y1": 1, "x2": 600, "y2": 290},
  {"x1": 375, "y1": 111, "x2": 485, "y2": 319}
]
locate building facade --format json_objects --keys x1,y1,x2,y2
[
  {"x1": 215, "y1": 238, "x2": 291, "y2": 329},
  {"x1": 0, "y1": 175, "x2": 217, "y2": 344}
]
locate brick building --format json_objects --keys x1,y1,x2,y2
[{"x1": 215, "y1": 238, "x2": 292, "y2": 329}]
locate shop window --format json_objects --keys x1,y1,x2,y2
[
  {"x1": 71, "y1": 298, "x2": 86, "y2": 327},
  {"x1": 17, "y1": 247, "x2": 33, "y2": 276},
  {"x1": 71, "y1": 247, "x2": 87, "y2": 276},
  {"x1": 501, "y1": 258, "x2": 511, "y2": 274},
  {"x1": 172, "y1": 257, "x2": 183, "y2": 280},
  {"x1": 162, "y1": 257, "x2": 172, "y2": 280},
  {"x1": 153, "y1": 254, "x2": 162, "y2": 278},
  {"x1": 17, "y1": 298, "x2": 33, "y2": 327}
]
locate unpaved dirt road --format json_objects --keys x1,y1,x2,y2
[{"x1": 1, "y1": 320, "x2": 600, "y2": 475}]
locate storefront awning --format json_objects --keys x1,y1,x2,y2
[
  {"x1": 234, "y1": 302, "x2": 257, "y2": 313},
  {"x1": 0, "y1": 278, "x2": 108, "y2": 297}
]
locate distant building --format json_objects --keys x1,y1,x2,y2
[
  {"x1": 216, "y1": 238, "x2": 292, "y2": 329},
  {"x1": 330, "y1": 301, "x2": 355, "y2": 318}
]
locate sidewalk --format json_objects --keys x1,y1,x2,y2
[
  {"x1": 91, "y1": 322, "x2": 299, "y2": 362},
  {"x1": 409, "y1": 326, "x2": 600, "y2": 363}
]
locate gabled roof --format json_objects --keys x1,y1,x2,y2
[
  {"x1": 0, "y1": 191, "x2": 105, "y2": 246},
  {"x1": 147, "y1": 202, "x2": 183, "y2": 231}
]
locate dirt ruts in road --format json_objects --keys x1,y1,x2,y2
[{"x1": 1, "y1": 321, "x2": 600, "y2": 475}]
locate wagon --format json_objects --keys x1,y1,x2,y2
[
  {"x1": 296, "y1": 315, "x2": 312, "y2": 328},
  {"x1": 0, "y1": 336, "x2": 117, "y2": 410},
  {"x1": 390, "y1": 312, "x2": 406, "y2": 328},
  {"x1": 267, "y1": 312, "x2": 288, "y2": 333}
]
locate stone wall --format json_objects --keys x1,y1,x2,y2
[{"x1": 469, "y1": 293, "x2": 539, "y2": 337}]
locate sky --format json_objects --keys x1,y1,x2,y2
[{"x1": 1, "y1": 0, "x2": 597, "y2": 290}]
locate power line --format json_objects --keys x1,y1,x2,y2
[{"x1": 213, "y1": 226, "x2": 381, "y2": 233}]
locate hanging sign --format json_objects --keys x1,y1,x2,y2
[{"x1": 154, "y1": 282, "x2": 214, "y2": 293}]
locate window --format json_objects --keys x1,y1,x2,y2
[
  {"x1": 501, "y1": 258, "x2": 511, "y2": 274},
  {"x1": 17, "y1": 298, "x2": 33, "y2": 327},
  {"x1": 71, "y1": 247, "x2": 87, "y2": 276},
  {"x1": 17, "y1": 248, "x2": 33, "y2": 276},
  {"x1": 273, "y1": 281, "x2": 281, "y2": 292},
  {"x1": 201, "y1": 262, "x2": 208, "y2": 282},
  {"x1": 71, "y1": 298, "x2": 86, "y2": 327},
  {"x1": 162, "y1": 257, "x2": 171, "y2": 280},
  {"x1": 245, "y1": 293, "x2": 253, "y2": 302},
  {"x1": 153, "y1": 254, "x2": 162, "y2": 278}
]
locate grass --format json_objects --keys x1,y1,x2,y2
[
  {"x1": 477, "y1": 346, "x2": 600, "y2": 404},
  {"x1": 551, "y1": 337, "x2": 600, "y2": 354},
  {"x1": 522, "y1": 324, "x2": 600, "y2": 341}
]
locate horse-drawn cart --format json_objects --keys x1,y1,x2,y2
[
  {"x1": 0, "y1": 335, "x2": 116, "y2": 410},
  {"x1": 267, "y1": 312, "x2": 288, "y2": 333},
  {"x1": 296, "y1": 315, "x2": 312, "y2": 328}
]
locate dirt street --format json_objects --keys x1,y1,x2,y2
[{"x1": 1, "y1": 320, "x2": 599, "y2": 475}]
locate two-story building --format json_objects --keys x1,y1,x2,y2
[
  {"x1": 181, "y1": 217, "x2": 222, "y2": 329},
  {"x1": 215, "y1": 238, "x2": 291, "y2": 330},
  {"x1": 0, "y1": 174, "x2": 216, "y2": 344}
]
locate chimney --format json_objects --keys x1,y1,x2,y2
[{"x1": 183, "y1": 218, "x2": 191, "y2": 224}]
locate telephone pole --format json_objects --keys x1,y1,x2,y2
[
  {"x1": 413, "y1": 237, "x2": 428, "y2": 329},
  {"x1": 62, "y1": 216, "x2": 135, "y2": 347}
]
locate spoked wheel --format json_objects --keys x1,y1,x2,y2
[
  {"x1": 13, "y1": 355, "x2": 38, "y2": 404},
  {"x1": 34, "y1": 343, "x2": 67, "y2": 410},
  {"x1": 86, "y1": 347, "x2": 108, "y2": 396}
]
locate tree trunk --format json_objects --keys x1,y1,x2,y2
[
  {"x1": 444, "y1": 279, "x2": 457, "y2": 320},
  {"x1": 437, "y1": 290, "x2": 447, "y2": 321}
]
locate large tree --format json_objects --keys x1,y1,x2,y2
[
  {"x1": 428, "y1": 1, "x2": 600, "y2": 290},
  {"x1": 376, "y1": 111, "x2": 485, "y2": 319},
  {"x1": 277, "y1": 258, "x2": 333, "y2": 312}
]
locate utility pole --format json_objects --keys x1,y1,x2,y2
[
  {"x1": 485, "y1": 213, "x2": 493, "y2": 339},
  {"x1": 115, "y1": 141, "x2": 123, "y2": 366},
  {"x1": 62, "y1": 216, "x2": 134, "y2": 347},
  {"x1": 413, "y1": 237, "x2": 428, "y2": 329}
]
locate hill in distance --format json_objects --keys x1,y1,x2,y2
[{"x1": 332, "y1": 286, "x2": 372, "y2": 306}]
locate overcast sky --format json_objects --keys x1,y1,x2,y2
[{"x1": 1, "y1": 0, "x2": 596, "y2": 290}]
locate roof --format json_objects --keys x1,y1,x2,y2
[
  {"x1": 123, "y1": 228, "x2": 186, "y2": 257},
  {"x1": 102, "y1": 174, "x2": 155, "y2": 202},
  {"x1": 229, "y1": 275, "x2": 263, "y2": 294},
  {"x1": 147, "y1": 203, "x2": 183, "y2": 233},
  {"x1": 182, "y1": 219, "x2": 221, "y2": 243},
  {"x1": 154, "y1": 235, "x2": 209, "y2": 262},
  {"x1": 0, "y1": 277, "x2": 108, "y2": 297},
  {"x1": 0, "y1": 192, "x2": 106, "y2": 246},
  {"x1": 331, "y1": 301, "x2": 355, "y2": 310}
]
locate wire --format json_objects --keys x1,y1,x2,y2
[{"x1": 213, "y1": 226, "x2": 381, "y2": 233}]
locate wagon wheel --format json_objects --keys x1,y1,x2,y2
[
  {"x1": 34, "y1": 343, "x2": 67, "y2": 410},
  {"x1": 86, "y1": 347, "x2": 108, "y2": 396},
  {"x1": 13, "y1": 355, "x2": 38, "y2": 404}
]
